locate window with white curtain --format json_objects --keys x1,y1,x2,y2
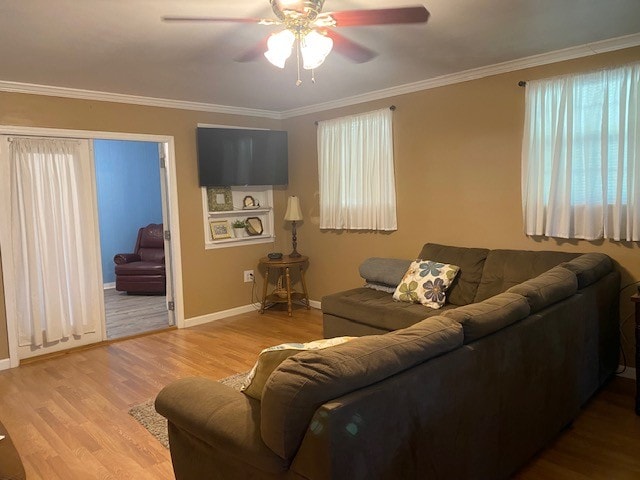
[
  {"x1": 521, "y1": 62, "x2": 640, "y2": 241},
  {"x1": 5, "y1": 137, "x2": 103, "y2": 348},
  {"x1": 317, "y1": 108, "x2": 396, "y2": 231}
]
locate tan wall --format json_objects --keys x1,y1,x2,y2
[
  {"x1": 0, "y1": 93, "x2": 288, "y2": 360},
  {"x1": 282, "y1": 46, "x2": 640, "y2": 366},
  {"x1": 1, "y1": 47, "x2": 639, "y2": 364}
]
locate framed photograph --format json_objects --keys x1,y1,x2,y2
[
  {"x1": 207, "y1": 187, "x2": 233, "y2": 212},
  {"x1": 209, "y1": 219, "x2": 232, "y2": 240}
]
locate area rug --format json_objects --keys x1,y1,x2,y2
[{"x1": 128, "y1": 371, "x2": 248, "y2": 448}]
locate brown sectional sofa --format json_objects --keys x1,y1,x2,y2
[{"x1": 156, "y1": 243, "x2": 620, "y2": 480}]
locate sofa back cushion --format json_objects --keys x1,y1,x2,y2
[
  {"x1": 442, "y1": 292, "x2": 530, "y2": 343},
  {"x1": 559, "y1": 253, "x2": 613, "y2": 289},
  {"x1": 507, "y1": 266, "x2": 578, "y2": 313},
  {"x1": 242, "y1": 337, "x2": 355, "y2": 400},
  {"x1": 260, "y1": 317, "x2": 464, "y2": 460},
  {"x1": 474, "y1": 250, "x2": 579, "y2": 302},
  {"x1": 417, "y1": 244, "x2": 489, "y2": 306}
]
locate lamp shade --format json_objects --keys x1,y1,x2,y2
[
  {"x1": 301, "y1": 30, "x2": 333, "y2": 70},
  {"x1": 264, "y1": 29, "x2": 295, "y2": 68},
  {"x1": 284, "y1": 196, "x2": 303, "y2": 221}
]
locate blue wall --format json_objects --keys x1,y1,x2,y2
[{"x1": 94, "y1": 140, "x2": 163, "y2": 284}]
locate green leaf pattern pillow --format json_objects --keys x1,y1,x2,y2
[{"x1": 393, "y1": 260, "x2": 460, "y2": 309}]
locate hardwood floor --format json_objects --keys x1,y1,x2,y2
[
  {"x1": 0, "y1": 308, "x2": 638, "y2": 479},
  {"x1": 104, "y1": 289, "x2": 169, "y2": 339}
]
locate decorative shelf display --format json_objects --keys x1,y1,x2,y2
[{"x1": 202, "y1": 186, "x2": 275, "y2": 249}]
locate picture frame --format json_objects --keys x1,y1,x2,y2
[
  {"x1": 209, "y1": 219, "x2": 232, "y2": 240},
  {"x1": 243, "y1": 195, "x2": 260, "y2": 209},
  {"x1": 245, "y1": 217, "x2": 264, "y2": 236},
  {"x1": 207, "y1": 187, "x2": 233, "y2": 212}
]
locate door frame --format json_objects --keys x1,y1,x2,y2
[{"x1": 0, "y1": 125, "x2": 184, "y2": 368}]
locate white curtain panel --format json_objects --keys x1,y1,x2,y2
[
  {"x1": 317, "y1": 108, "x2": 397, "y2": 231},
  {"x1": 9, "y1": 137, "x2": 102, "y2": 346},
  {"x1": 522, "y1": 63, "x2": 640, "y2": 240}
]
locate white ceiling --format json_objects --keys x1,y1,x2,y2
[{"x1": 1, "y1": 0, "x2": 639, "y2": 114}]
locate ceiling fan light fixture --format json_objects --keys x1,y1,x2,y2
[
  {"x1": 300, "y1": 30, "x2": 333, "y2": 70},
  {"x1": 264, "y1": 29, "x2": 296, "y2": 68},
  {"x1": 271, "y1": 0, "x2": 325, "y2": 20}
]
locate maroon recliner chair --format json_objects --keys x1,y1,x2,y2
[{"x1": 114, "y1": 223, "x2": 166, "y2": 295}]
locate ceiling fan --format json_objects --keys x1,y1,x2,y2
[{"x1": 163, "y1": 0, "x2": 430, "y2": 85}]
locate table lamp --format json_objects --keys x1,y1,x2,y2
[{"x1": 284, "y1": 196, "x2": 303, "y2": 257}]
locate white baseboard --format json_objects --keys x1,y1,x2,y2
[
  {"x1": 616, "y1": 366, "x2": 636, "y2": 380},
  {"x1": 185, "y1": 304, "x2": 259, "y2": 328},
  {"x1": 0, "y1": 357, "x2": 11, "y2": 371},
  {"x1": 184, "y1": 300, "x2": 322, "y2": 328},
  {"x1": 103, "y1": 282, "x2": 115, "y2": 290}
]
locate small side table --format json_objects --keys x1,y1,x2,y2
[
  {"x1": 632, "y1": 293, "x2": 640, "y2": 415},
  {"x1": 259, "y1": 255, "x2": 310, "y2": 316}
]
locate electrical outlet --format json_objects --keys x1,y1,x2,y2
[{"x1": 244, "y1": 270, "x2": 254, "y2": 283}]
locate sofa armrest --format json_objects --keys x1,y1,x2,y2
[
  {"x1": 114, "y1": 253, "x2": 141, "y2": 264},
  {"x1": 155, "y1": 377, "x2": 287, "y2": 474}
]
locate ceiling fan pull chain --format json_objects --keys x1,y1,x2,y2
[
  {"x1": 311, "y1": 68, "x2": 316, "y2": 83},
  {"x1": 295, "y1": 38, "x2": 302, "y2": 86}
]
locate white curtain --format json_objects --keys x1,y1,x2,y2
[
  {"x1": 9, "y1": 137, "x2": 102, "y2": 347},
  {"x1": 317, "y1": 108, "x2": 397, "y2": 231},
  {"x1": 522, "y1": 63, "x2": 640, "y2": 240}
]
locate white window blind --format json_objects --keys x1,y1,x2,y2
[
  {"x1": 522, "y1": 63, "x2": 640, "y2": 240},
  {"x1": 317, "y1": 108, "x2": 397, "y2": 231}
]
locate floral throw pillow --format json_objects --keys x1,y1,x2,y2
[{"x1": 393, "y1": 260, "x2": 460, "y2": 309}]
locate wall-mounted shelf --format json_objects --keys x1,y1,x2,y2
[
  {"x1": 208, "y1": 207, "x2": 271, "y2": 217},
  {"x1": 203, "y1": 186, "x2": 275, "y2": 249}
]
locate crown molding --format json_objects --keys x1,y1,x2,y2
[
  {"x1": 279, "y1": 32, "x2": 640, "y2": 119},
  {"x1": 1, "y1": 33, "x2": 638, "y2": 121},
  {"x1": 0, "y1": 80, "x2": 283, "y2": 120}
]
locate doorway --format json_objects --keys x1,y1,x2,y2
[
  {"x1": 0, "y1": 127, "x2": 183, "y2": 367},
  {"x1": 94, "y1": 139, "x2": 173, "y2": 339}
]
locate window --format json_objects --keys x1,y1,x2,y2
[
  {"x1": 522, "y1": 63, "x2": 640, "y2": 241},
  {"x1": 317, "y1": 108, "x2": 396, "y2": 231}
]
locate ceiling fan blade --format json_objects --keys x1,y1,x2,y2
[
  {"x1": 162, "y1": 16, "x2": 268, "y2": 24},
  {"x1": 234, "y1": 37, "x2": 269, "y2": 63},
  {"x1": 324, "y1": 30, "x2": 377, "y2": 63},
  {"x1": 327, "y1": 6, "x2": 430, "y2": 27}
]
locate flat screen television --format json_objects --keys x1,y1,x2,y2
[{"x1": 197, "y1": 127, "x2": 288, "y2": 186}]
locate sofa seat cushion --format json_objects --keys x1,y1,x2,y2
[
  {"x1": 474, "y1": 250, "x2": 580, "y2": 302},
  {"x1": 321, "y1": 287, "x2": 455, "y2": 332},
  {"x1": 114, "y1": 261, "x2": 166, "y2": 276},
  {"x1": 260, "y1": 317, "x2": 464, "y2": 460},
  {"x1": 507, "y1": 266, "x2": 578, "y2": 313},
  {"x1": 560, "y1": 253, "x2": 613, "y2": 289},
  {"x1": 442, "y1": 292, "x2": 530, "y2": 343},
  {"x1": 417, "y1": 243, "x2": 489, "y2": 306}
]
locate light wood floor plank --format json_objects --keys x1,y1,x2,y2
[
  {"x1": 104, "y1": 289, "x2": 169, "y2": 339},
  {"x1": 1, "y1": 308, "x2": 638, "y2": 479}
]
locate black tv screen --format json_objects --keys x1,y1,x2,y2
[{"x1": 197, "y1": 127, "x2": 288, "y2": 186}]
